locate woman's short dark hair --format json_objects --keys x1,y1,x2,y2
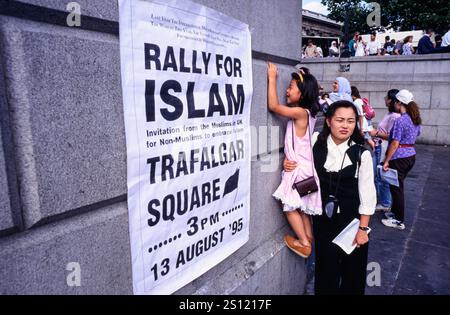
[
  {"x1": 291, "y1": 72, "x2": 320, "y2": 118},
  {"x1": 387, "y1": 89, "x2": 399, "y2": 113},
  {"x1": 317, "y1": 100, "x2": 365, "y2": 147},
  {"x1": 351, "y1": 86, "x2": 361, "y2": 99}
]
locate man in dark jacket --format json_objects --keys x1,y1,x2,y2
[{"x1": 417, "y1": 29, "x2": 436, "y2": 54}]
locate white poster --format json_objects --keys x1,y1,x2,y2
[{"x1": 119, "y1": 0, "x2": 253, "y2": 294}]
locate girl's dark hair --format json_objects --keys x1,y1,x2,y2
[
  {"x1": 291, "y1": 72, "x2": 320, "y2": 117},
  {"x1": 351, "y1": 86, "x2": 361, "y2": 99},
  {"x1": 299, "y1": 67, "x2": 310, "y2": 75},
  {"x1": 317, "y1": 100, "x2": 365, "y2": 147},
  {"x1": 405, "y1": 101, "x2": 422, "y2": 125},
  {"x1": 387, "y1": 89, "x2": 399, "y2": 113}
]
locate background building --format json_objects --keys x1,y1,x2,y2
[
  {"x1": 301, "y1": 9, "x2": 343, "y2": 57},
  {"x1": 302, "y1": 9, "x2": 343, "y2": 38}
]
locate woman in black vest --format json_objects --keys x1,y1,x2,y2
[{"x1": 284, "y1": 100, "x2": 376, "y2": 294}]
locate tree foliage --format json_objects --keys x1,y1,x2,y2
[{"x1": 321, "y1": 0, "x2": 450, "y2": 36}]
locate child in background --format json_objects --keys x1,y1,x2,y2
[{"x1": 351, "y1": 86, "x2": 375, "y2": 150}]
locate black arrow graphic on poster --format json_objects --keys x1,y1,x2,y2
[{"x1": 223, "y1": 168, "x2": 240, "y2": 204}]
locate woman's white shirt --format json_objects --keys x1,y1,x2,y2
[
  {"x1": 311, "y1": 133, "x2": 376, "y2": 215},
  {"x1": 355, "y1": 41, "x2": 366, "y2": 56}
]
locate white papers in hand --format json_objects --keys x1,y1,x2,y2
[
  {"x1": 332, "y1": 218, "x2": 371, "y2": 255},
  {"x1": 377, "y1": 165, "x2": 399, "y2": 187}
]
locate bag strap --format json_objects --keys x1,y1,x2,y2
[{"x1": 291, "y1": 110, "x2": 315, "y2": 175}]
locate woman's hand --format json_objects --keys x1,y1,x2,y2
[
  {"x1": 267, "y1": 62, "x2": 278, "y2": 80},
  {"x1": 353, "y1": 230, "x2": 369, "y2": 248},
  {"x1": 383, "y1": 161, "x2": 390, "y2": 172},
  {"x1": 283, "y1": 158, "x2": 297, "y2": 172}
]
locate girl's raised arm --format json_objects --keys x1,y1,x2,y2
[{"x1": 267, "y1": 62, "x2": 306, "y2": 121}]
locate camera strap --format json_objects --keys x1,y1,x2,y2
[
  {"x1": 329, "y1": 149, "x2": 349, "y2": 197},
  {"x1": 329, "y1": 144, "x2": 363, "y2": 197}
]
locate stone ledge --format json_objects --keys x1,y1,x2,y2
[{"x1": 300, "y1": 53, "x2": 450, "y2": 64}]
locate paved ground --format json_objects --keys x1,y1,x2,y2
[{"x1": 305, "y1": 144, "x2": 450, "y2": 295}]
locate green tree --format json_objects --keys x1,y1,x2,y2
[
  {"x1": 321, "y1": 0, "x2": 372, "y2": 38},
  {"x1": 377, "y1": 0, "x2": 450, "y2": 34},
  {"x1": 321, "y1": 0, "x2": 450, "y2": 36}
]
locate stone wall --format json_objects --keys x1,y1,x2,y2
[
  {"x1": 301, "y1": 53, "x2": 450, "y2": 145},
  {"x1": 0, "y1": 0, "x2": 307, "y2": 294}
]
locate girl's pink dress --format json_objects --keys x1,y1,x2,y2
[{"x1": 272, "y1": 113, "x2": 322, "y2": 215}]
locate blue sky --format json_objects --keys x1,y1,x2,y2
[{"x1": 303, "y1": 0, "x2": 330, "y2": 15}]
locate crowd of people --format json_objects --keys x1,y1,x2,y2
[
  {"x1": 266, "y1": 62, "x2": 422, "y2": 294},
  {"x1": 302, "y1": 29, "x2": 450, "y2": 58}
]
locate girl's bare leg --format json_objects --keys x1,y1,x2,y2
[
  {"x1": 285, "y1": 211, "x2": 310, "y2": 247},
  {"x1": 300, "y1": 212, "x2": 313, "y2": 242}
]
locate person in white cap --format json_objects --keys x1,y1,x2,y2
[{"x1": 381, "y1": 90, "x2": 422, "y2": 230}]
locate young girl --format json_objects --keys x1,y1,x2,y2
[{"x1": 267, "y1": 62, "x2": 322, "y2": 258}]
